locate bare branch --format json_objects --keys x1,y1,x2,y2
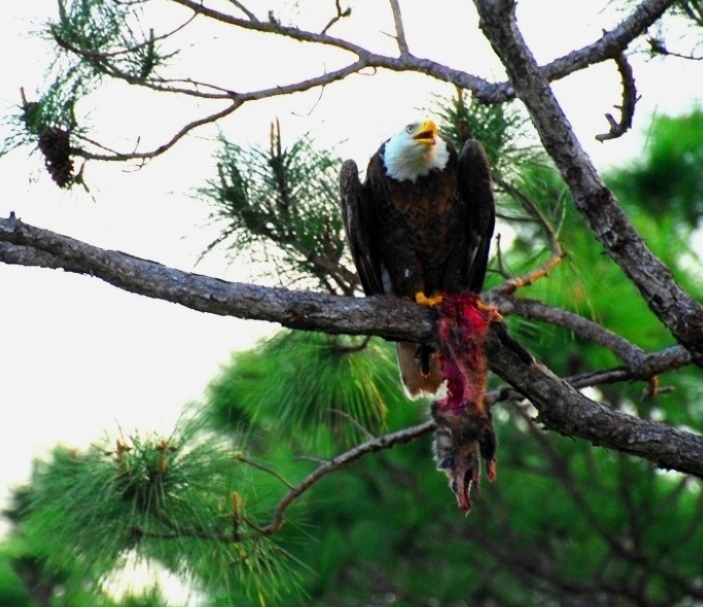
[
  {"x1": 321, "y1": 0, "x2": 351, "y2": 35},
  {"x1": 227, "y1": 0, "x2": 258, "y2": 22},
  {"x1": 235, "y1": 453, "x2": 295, "y2": 489},
  {"x1": 49, "y1": 0, "x2": 677, "y2": 166},
  {"x1": 51, "y1": 13, "x2": 196, "y2": 60},
  {"x1": 556, "y1": 346, "x2": 690, "y2": 392},
  {"x1": 164, "y1": 0, "x2": 678, "y2": 104},
  {"x1": 647, "y1": 38, "x2": 703, "y2": 60},
  {"x1": 2, "y1": 215, "x2": 703, "y2": 478},
  {"x1": 488, "y1": 294, "x2": 647, "y2": 366},
  {"x1": 595, "y1": 53, "x2": 639, "y2": 142},
  {"x1": 388, "y1": 0, "x2": 409, "y2": 55},
  {"x1": 258, "y1": 420, "x2": 434, "y2": 534},
  {"x1": 75, "y1": 101, "x2": 242, "y2": 162},
  {"x1": 75, "y1": 61, "x2": 367, "y2": 161}
]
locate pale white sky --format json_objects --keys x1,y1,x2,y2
[{"x1": 0, "y1": 0, "x2": 700, "y2": 599}]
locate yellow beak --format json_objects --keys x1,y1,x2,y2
[{"x1": 412, "y1": 119, "x2": 438, "y2": 145}]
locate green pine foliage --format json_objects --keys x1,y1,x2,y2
[
  {"x1": 433, "y1": 88, "x2": 544, "y2": 178},
  {"x1": 199, "y1": 121, "x2": 350, "y2": 294},
  {"x1": 9, "y1": 430, "x2": 302, "y2": 605},
  {"x1": 203, "y1": 331, "x2": 405, "y2": 446},
  {"x1": 2, "y1": 0, "x2": 173, "y2": 166},
  {"x1": 0, "y1": 550, "x2": 36, "y2": 607}
]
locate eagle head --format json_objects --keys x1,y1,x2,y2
[{"x1": 383, "y1": 118, "x2": 450, "y2": 182}]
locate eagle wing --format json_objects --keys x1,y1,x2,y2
[
  {"x1": 457, "y1": 139, "x2": 496, "y2": 293},
  {"x1": 339, "y1": 159, "x2": 384, "y2": 295}
]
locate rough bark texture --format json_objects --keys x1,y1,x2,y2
[
  {"x1": 474, "y1": 0, "x2": 703, "y2": 365},
  {"x1": 3, "y1": 214, "x2": 703, "y2": 478},
  {"x1": 484, "y1": 324, "x2": 703, "y2": 476}
]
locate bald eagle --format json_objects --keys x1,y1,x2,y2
[{"x1": 339, "y1": 118, "x2": 495, "y2": 398}]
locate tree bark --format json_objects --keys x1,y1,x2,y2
[
  {"x1": 474, "y1": 0, "x2": 703, "y2": 365},
  {"x1": 3, "y1": 214, "x2": 703, "y2": 477}
]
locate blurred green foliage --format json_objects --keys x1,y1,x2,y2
[{"x1": 198, "y1": 122, "x2": 349, "y2": 294}]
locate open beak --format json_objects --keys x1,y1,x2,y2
[{"x1": 412, "y1": 119, "x2": 438, "y2": 146}]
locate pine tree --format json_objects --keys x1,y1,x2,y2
[{"x1": 3, "y1": 2, "x2": 703, "y2": 606}]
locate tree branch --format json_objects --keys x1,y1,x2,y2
[
  {"x1": 474, "y1": 0, "x2": 703, "y2": 366},
  {"x1": 166, "y1": 0, "x2": 676, "y2": 105},
  {"x1": 488, "y1": 294, "x2": 647, "y2": 366},
  {"x1": 0, "y1": 214, "x2": 432, "y2": 341},
  {"x1": 595, "y1": 53, "x2": 639, "y2": 142},
  {"x1": 2, "y1": 214, "x2": 702, "y2": 478},
  {"x1": 74, "y1": 61, "x2": 367, "y2": 161},
  {"x1": 483, "y1": 324, "x2": 703, "y2": 476},
  {"x1": 388, "y1": 0, "x2": 409, "y2": 55},
  {"x1": 57, "y1": 0, "x2": 678, "y2": 163}
]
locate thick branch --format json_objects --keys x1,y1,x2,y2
[
  {"x1": 0, "y1": 215, "x2": 431, "y2": 341},
  {"x1": 1, "y1": 215, "x2": 702, "y2": 477},
  {"x1": 168, "y1": 0, "x2": 676, "y2": 104},
  {"x1": 484, "y1": 324, "x2": 703, "y2": 475},
  {"x1": 475, "y1": 0, "x2": 703, "y2": 365}
]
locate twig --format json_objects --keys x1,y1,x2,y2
[
  {"x1": 258, "y1": 420, "x2": 434, "y2": 534},
  {"x1": 595, "y1": 52, "x2": 639, "y2": 142},
  {"x1": 74, "y1": 61, "x2": 367, "y2": 162},
  {"x1": 329, "y1": 408, "x2": 376, "y2": 440},
  {"x1": 647, "y1": 36, "x2": 703, "y2": 60},
  {"x1": 51, "y1": 13, "x2": 196, "y2": 61},
  {"x1": 321, "y1": 0, "x2": 351, "y2": 35},
  {"x1": 228, "y1": 0, "x2": 258, "y2": 21},
  {"x1": 493, "y1": 177, "x2": 564, "y2": 295},
  {"x1": 388, "y1": 0, "x2": 409, "y2": 55},
  {"x1": 75, "y1": 101, "x2": 243, "y2": 162},
  {"x1": 235, "y1": 453, "x2": 295, "y2": 489}
]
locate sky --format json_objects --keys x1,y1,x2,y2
[{"x1": 0, "y1": 0, "x2": 701, "y2": 600}]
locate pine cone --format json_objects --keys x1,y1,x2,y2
[{"x1": 38, "y1": 127, "x2": 74, "y2": 188}]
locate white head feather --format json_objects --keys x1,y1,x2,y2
[{"x1": 382, "y1": 119, "x2": 450, "y2": 183}]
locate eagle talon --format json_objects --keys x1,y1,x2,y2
[{"x1": 415, "y1": 291, "x2": 444, "y2": 307}]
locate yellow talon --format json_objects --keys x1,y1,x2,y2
[{"x1": 415, "y1": 292, "x2": 443, "y2": 307}]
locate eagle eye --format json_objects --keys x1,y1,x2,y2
[{"x1": 405, "y1": 124, "x2": 416, "y2": 134}]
